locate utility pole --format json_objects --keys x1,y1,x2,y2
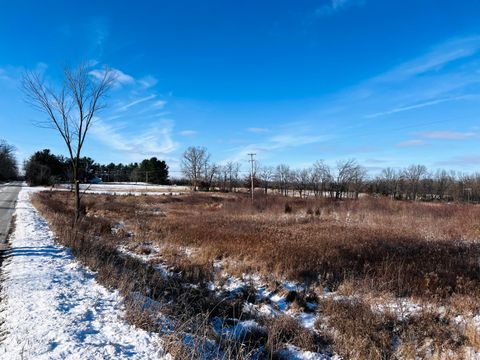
[{"x1": 248, "y1": 153, "x2": 256, "y2": 203}]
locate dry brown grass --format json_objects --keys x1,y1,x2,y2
[
  {"x1": 317, "y1": 298, "x2": 397, "y2": 359},
  {"x1": 70, "y1": 191, "x2": 480, "y2": 298},
  {"x1": 318, "y1": 297, "x2": 470, "y2": 359},
  {"x1": 264, "y1": 315, "x2": 327, "y2": 355},
  {"x1": 32, "y1": 191, "x2": 480, "y2": 359}
]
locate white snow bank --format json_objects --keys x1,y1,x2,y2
[
  {"x1": 55, "y1": 183, "x2": 190, "y2": 196},
  {"x1": 0, "y1": 187, "x2": 168, "y2": 359},
  {"x1": 276, "y1": 345, "x2": 341, "y2": 360}
]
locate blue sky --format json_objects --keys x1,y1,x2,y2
[{"x1": 1, "y1": 0, "x2": 480, "y2": 175}]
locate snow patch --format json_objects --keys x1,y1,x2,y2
[
  {"x1": 0, "y1": 187, "x2": 168, "y2": 359},
  {"x1": 276, "y1": 344, "x2": 340, "y2": 360}
]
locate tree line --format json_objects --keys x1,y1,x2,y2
[
  {"x1": 0, "y1": 140, "x2": 18, "y2": 181},
  {"x1": 14, "y1": 144, "x2": 480, "y2": 203},
  {"x1": 181, "y1": 146, "x2": 480, "y2": 203},
  {"x1": 24, "y1": 149, "x2": 169, "y2": 186}
]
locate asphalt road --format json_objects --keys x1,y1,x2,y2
[{"x1": 0, "y1": 182, "x2": 21, "y2": 244}]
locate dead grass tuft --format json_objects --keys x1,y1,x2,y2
[
  {"x1": 319, "y1": 297, "x2": 470, "y2": 359},
  {"x1": 265, "y1": 315, "x2": 327, "y2": 356}
]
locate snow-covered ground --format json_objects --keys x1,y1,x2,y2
[
  {"x1": 0, "y1": 187, "x2": 168, "y2": 359},
  {"x1": 56, "y1": 183, "x2": 190, "y2": 196}
]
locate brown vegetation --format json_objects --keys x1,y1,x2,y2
[
  {"x1": 32, "y1": 191, "x2": 480, "y2": 358},
  {"x1": 79, "y1": 191, "x2": 480, "y2": 297},
  {"x1": 318, "y1": 297, "x2": 469, "y2": 359}
]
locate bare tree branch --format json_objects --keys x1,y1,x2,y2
[{"x1": 23, "y1": 63, "x2": 115, "y2": 222}]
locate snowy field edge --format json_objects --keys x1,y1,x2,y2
[{"x1": 0, "y1": 186, "x2": 167, "y2": 360}]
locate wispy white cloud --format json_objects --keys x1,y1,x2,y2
[
  {"x1": 397, "y1": 139, "x2": 425, "y2": 147},
  {"x1": 90, "y1": 66, "x2": 160, "y2": 96},
  {"x1": 138, "y1": 75, "x2": 158, "y2": 89},
  {"x1": 246, "y1": 127, "x2": 269, "y2": 133},
  {"x1": 118, "y1": 94, "x2": 156, "y2": 111},
  {"x1": 224, "y1": 129, "x2": 329, "y2": 164},
  {"x1": 90, "y1": 68, "x2": 135, "y2": 86},
  {"x1": 419, "y1": 130, "x2": 476, "y2": 140},
  {"x1": 90, "y1": 118, "x2": 179, "y2": 161},
  {"x1": 87, "y1": 59, "x2": 100, "y2": 67},
  {"x1": 394, "y1": 129, "x2": 475, "y2": 149},
  {"x1": 90, "y1": 65, "x2": 166, "y2": 114},
  {"x1": 315, "y1": 0, "x2": 364, "y2": 16},
  {"x1": 364, "y1": 95, "x2": 471, "y2": 119},
  {"x1": 152, "y1": 100, "x2": 167, "y2": 109},
  {"x1": 436, "y1": 155, "x2": 480, "y2": 166},
  {"x1": 268, "y1": 134, "x2": 325, "y2": 148},
  {"x1": 179, "y1": 130, "x2": 197, "y2": 136},
  {"x1": 87, "y1": 16, "x2": 109, "y2": 57},
  {"x1": 318, "y1": 35, "x2": 480, "y2": 132},
  {"x1": 376, "y1": 36, "x2": 480, "y2": 82}
]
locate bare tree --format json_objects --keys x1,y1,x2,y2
[
  {"x1": 223, "y1": 161, "x2": 241, "y2": 192},
  {"x1": 293, "y1": 168, "x2": 311, "y2": 198},
  {"x1": 454, "y1": 172, "x2": 480, "y2": 202},
  {"x1": 230, "y1": 162, "x2": 241, "y2": 192},
  {"x1": 350, "y1": 164, "x2": 367, "y2": 198},
  {"x1": 0, "y1": 140, "x2": 18, "y2": 181},
  {"x1": 402, "y1": 164, "x2": 428, "y2": 200},
  {"x1": 217, "y1": 161, "x2": 241, "y2": 192},
  {"x1": 335, "y1": 159, "x2": 364, "y2": 199},
  {"x1": 258, "y1": 165, "x2": 274, "y2": 194},
  {"x1": 377, "y1": 167, "x2": 399, "y2": 198},
  {"x1": 217, "y1": 165, "x2": 228, "y2": 192},
  {"x1": 181, "y1": 146, "x2": 210, "y2": 191},
  {"x1": 203, "y1": 162, "x2": 218, "y2": 191},
  {"x1": 434, "y1": 169, "x2": 455, "y2": 200},
  {"x1": 275, "y1": 164, "x2": 291, "y2": 196},
  {"x1": 312, "y1": 160, "x2": 332, "y2": 197},
  {"x1": 23, "y1": 64, "x2": 115, "y2": 222}
]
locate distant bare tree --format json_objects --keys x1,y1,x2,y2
[
  {"x1": 378, "y1": 167, "x2": 399, "y2": 198},
  {"x1": 402, "y1": 164, "x2": 428, "y2": 200},
  {"x1": 230, "y1": 162, "x2": 241, "y2": 192},
  {"x1": 350, "y1": 163, "x2": 367, "y2": 198},
  {"x1": 312, "y1": 160, "x2": 332, "y2": 197},
  {"x1": 224, "y1": 161, "x2": 241, "y2": 192},
  {"x1": 258, "y1": 165, "x2": 274, "y2": 194},
  {"x1": 456, "y1": 173, "x2": 480, "y2": 202},
  {"x1": 23, "y1": 64, "x2": 115, "y2": 222},
  {"x1": 293, "y1": 168, "x2": 311, "y2": 198},
  {"x1": 434, "y1": 169, "x2": 455, "y2": 200},
  {"x1": 0, "y1": 140, "x2": 18, "y2": 181},
  {"x1": 275, "y1": 164, "x2": 291, "y2": 196},
  {"x1": 203, "y1": 162, "x2": 218, "y2": 191},
  {"x1": 181, "y1": 146, "x2": 210, "y2": 191},
  {"x1": 335, "y1": 159, "x2": 364, "y2": 199},
  {"x1": 218, "y1": 165, "x2": 228, "y2": 192}
]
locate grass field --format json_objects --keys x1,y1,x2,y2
[{"x1": 33, "y1": 191, "x2": 480, "y2": 359}]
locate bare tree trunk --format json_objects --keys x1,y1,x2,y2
[
  {"x1": 71, "y1": 164, "x2": 81, "y2": 224},
  {"x1": 74, "y1": 180, "x2": 81, "y2": 222}
]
